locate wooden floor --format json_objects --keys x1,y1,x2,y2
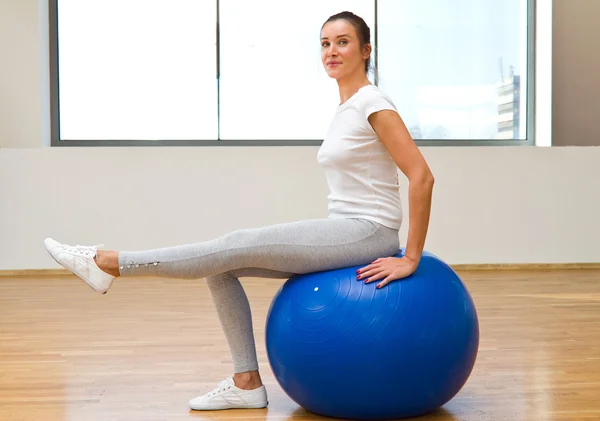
[{"x1": 1, "y1": 270, "x2": 600, "y2": 421}]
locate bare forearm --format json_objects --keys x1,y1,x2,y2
[{"x1": 405, "y1": 174, "x2": 434, "y2": 262}]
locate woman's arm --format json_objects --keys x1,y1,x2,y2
[
  {"x1": 370, "y1": 109, "x2": 434, "y2": 262},
  {"x1": 356, "y1": 110, "x2": 434, "y2": 287}
]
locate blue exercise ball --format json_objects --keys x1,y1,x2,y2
[{"x1": 265, "y1": 249, "x2": 479, "y2": 420}]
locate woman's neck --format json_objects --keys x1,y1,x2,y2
[{"x1": 337, "y1": 75, "x2": 372, "y2": 105}]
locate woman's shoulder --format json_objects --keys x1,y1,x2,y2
[
  {"x1": 361, "y1": 84, "x2": 395, "y2": 102},
  {"x1": 353, "y1": 84, "x2": 398, "y2": 112}
]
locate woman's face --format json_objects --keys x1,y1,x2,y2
[{"x1": 320, "y1": 20, "x2": 369, "y2": 80}]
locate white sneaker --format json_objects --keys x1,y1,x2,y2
[
  {"x1": 189, "y1": 377, "x2": 268, "y2": 411},
  {"x1": 44, "y1": 238, "x2": 115, "y2": 294}
]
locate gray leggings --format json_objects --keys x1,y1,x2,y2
[{"x1": 118, "y1": 217, "x2": 400, "y2": 373}]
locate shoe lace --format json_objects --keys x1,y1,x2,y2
[
  {"x1": 61, "y1": 243, "x2": 104, "y2": 258},
  {"x1": 207, "y1": 378, "x2": 233, "y2": 397}
]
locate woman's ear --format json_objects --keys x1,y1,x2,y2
[{"x1": 363, "y1": 44, "x2": 372, "y2": 60}]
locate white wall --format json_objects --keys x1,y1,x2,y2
[
  {"x1": 1, "y1": 0, "x2": 599, "y2": 270},
  {"x1": 2, "y1": 146, "x2": 600, "y2": 270},
  {"x1": 0, "y1": 0, "x2": 49, "y2": 148}
]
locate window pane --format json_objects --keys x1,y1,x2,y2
[
  {"x1": 378, "y1": 0, "x2": 527, "y2": 140},
  {"x1": 57, "y1": 0, "x2": 217, "y2": 140},
  {"x1": 219, "y1": 1, "x2": 375, "y2": 140}
]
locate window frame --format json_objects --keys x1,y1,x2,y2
[{"x1": 49, "y1": 0, "x2": 536, "y2": 147}]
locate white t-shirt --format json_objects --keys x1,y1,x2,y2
[{"x1": 317, "y1": 84, "x2": 402, "y2": 230}]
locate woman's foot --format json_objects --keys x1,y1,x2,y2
[
  {"x1": 44, "y1": 238, "x2": 117, "y2": 294},
  {"x1": 95, "y1": 250, "x2": 121, "y2": 277},
  {"x1": 189, "y1": 371, "x2": 268, "y2": 411}
]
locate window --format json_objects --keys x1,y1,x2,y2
[
  {"x1": 54, "y1": 0, "x2": 217, "y2": 141},
  {"x1": 50, "y1": 0, "x2": 534, "y2": 146},
  {"x1": 377, "y1": 0, "x2": 530, "y2": 143},
  {"x1": 219, "y1": 0, "x2": 374, "y2": 140}
]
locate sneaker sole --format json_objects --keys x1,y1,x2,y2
[{"x1": 190, "y1": 401, "x2": 268, "y2": 411}]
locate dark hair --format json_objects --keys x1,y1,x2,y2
[{"x1": 322, "y1": 11, "x2": 372, "y2": 74}]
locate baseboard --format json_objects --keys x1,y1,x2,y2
[
  {"x1": 0, "y1": 268, "x2": 71, "y2": 277},
  {"x1": 452, "y1": 263, "x2": 600, "y2": 270},
  {"x1": 1, "y1": 263, "x2": 599, "y2": 277}
]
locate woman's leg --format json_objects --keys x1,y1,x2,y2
[
  {"x1": 205, "y1": 268, "x2": 294, "y2": 386},
  {"x1": 189, "y1": 267, "x2": 293, "y2": 410},
  {"x1": 45, "y1": 218, "x2": 399, "y2": 410},
  {"x1": 45, "y1": 218, "x2": 397, "y2": 294},
  {"x1": 106, "y1": 218, "x2": 399, "y2": 281}
]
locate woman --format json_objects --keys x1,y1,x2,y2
[{"x1": 44, "y1": 11, "x2": 434, "y2": 411}]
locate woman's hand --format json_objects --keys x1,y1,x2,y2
[
  {"x1": 356, "y1": 255, "x2": 420, "y2": 289},
  {"x1": 366, "y1": 110, "x2": 433, "y2": 289}
]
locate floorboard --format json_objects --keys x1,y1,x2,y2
[{"x1": 1, "y1": 269, "x2": 599, "y2": 420}]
